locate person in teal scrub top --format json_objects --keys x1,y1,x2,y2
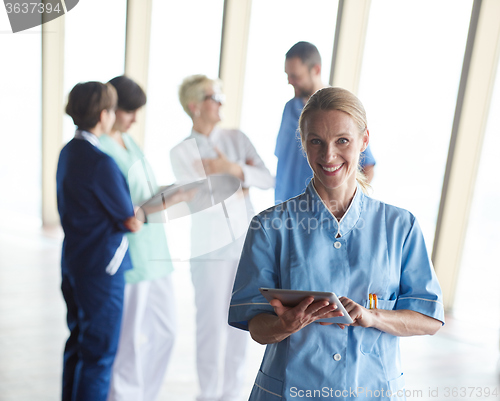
[
  {"x1": 100, "y1": 76, "x2": 190, "y2": 401},
  {"x1": 229, "y1": 87, "x2": 445, "y2": 401}
]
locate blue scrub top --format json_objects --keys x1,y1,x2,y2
[
  {"x1": 57, "y1": 138, "x2": 134, "y2": 276},
  {"x1": 274, "y1": 97, "x2": 376, "y2": 204},
  {"x1": 229, "y1": 182, "x2": 444, "y2": 401}
]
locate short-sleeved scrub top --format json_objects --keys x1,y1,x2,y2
[
  {"x1": 229, "y1": 181, "x2": 444, "y2": 401},
  {"x1": 100, "y1": 133, "x2": 173, "y2": 283}
]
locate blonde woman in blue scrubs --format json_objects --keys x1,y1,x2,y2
[{"x1": 229, "y1": 87, "x2": 445, "y2": 401}]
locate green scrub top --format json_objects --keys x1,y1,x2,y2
[{"x1": 99, "y1": 133, "x2": 174, "y2": 283}]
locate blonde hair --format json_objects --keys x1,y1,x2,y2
[
  {"x1": 178, "y1": 74, "x2": 222, "y2": 118},
  {"x1": 298, "y1": 87, "x2": 371, "y2": 193}
]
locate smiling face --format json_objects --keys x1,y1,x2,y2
[{"x1": 303, "y1": 109, "x2": 369, "y2": 200}]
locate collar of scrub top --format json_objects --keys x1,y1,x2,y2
[
  {"x1": 307, "y1": 180, "x2": 364, "y2": 238},
  {"x1": 74, "y1": 129, "x2": 100, "y2": 148}
]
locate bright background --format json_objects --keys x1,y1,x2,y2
[
  {"x1": 0, "y1": 0, "x2": 499, "y2": 398},
  {"x1": 1, "y1": 0, "x2": 498, "y2": 349}
]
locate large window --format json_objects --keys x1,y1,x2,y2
[
  {"x1": 358, "y1": 0, "x2": 473, "y2": 247},
  {"x1": 239, "y1": 0, "x2": 339, "y2": 213},
  {"x1": 144, "y1": 0, "x2": 224, "y2": 185},
  {"x1": 0, "y1": 13, "x2": 42, "y2": 224},
  {"x1": 453, "y1": 60, "x2": 500, "y2": 326},
  {"x1": 143, "y1": 2, "x2": 227, "y2": 393},
  {"x1": 62, "y1": 0, "x2": 127, "y2": 142},
  {"x1": 143, "y1": 1, "x2": 224, "y2": 262}
]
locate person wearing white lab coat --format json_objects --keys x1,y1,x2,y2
[{"x1": 170, "y1": 74, "x2": 274, "y2": 401}]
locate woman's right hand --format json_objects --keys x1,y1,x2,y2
[
  {"x1": 124, "y1": 215, "x2": 143, "y2": 233},
  {"x1": 270, "y1": 297, "x2": 339, "y2": 334},
  {"x1": 248, "y1": 297, "x2": 342, "y2": 344}
]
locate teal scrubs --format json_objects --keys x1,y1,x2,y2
[
  {"x1": 99, "y1": 133, "x2": 173, "y2": 283},
  {"x1": 229, "y1": 182, "x2": 444, "y2": 400}
]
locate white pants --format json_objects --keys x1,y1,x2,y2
[
  {"x1": 107, "y1": 276, "x2": 176, "y2": 401},
  {"x1": 191, "y1": 258, "x2": 249, "y2": 401}
]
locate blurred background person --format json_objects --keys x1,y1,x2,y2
[
  {"x1": 170, "y1": 74, "x2": 274, "y2": 401},
  {"x1": 58, "y1": 81, "x2": 142, "y2": 401},
  {"x1": 275, "y1": 41, "x2": 376, "y2": 204},
  {"x1": 100, "y1": 76, "x2": 190, "y2": 401}
]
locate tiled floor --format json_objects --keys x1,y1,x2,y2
[{"x1": 0, "y1": 217, "x2": 499, "y2": 401}]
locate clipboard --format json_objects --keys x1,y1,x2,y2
[{"x1": 138, "y1": 179, "x2": 205, "y2": 214}]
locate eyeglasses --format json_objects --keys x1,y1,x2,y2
[{"x1": 203, "y1": 93, "x2": 225, "y2": 104}]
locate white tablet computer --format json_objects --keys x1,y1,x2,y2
[{"x1": 259, "y1": 288, "x2": 353, "y2": 324}]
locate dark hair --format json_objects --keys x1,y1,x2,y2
[
  {"x1": 108, "y1": 75, "x2": 147, "y2": 111},
  {"x1": 65, "y1": 82, "x2": 117, "y2": 131},
  {"x1": 285, "y1": 41, "x2": 322, "y2": 69}
]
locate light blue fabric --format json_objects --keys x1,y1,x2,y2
[
  {"x1": 274, "y1": 97, "x2": 376, "y2": 204},
  {"x1": 229, "y1": 182, "x2": 444, "y2": 401},
  {"x1": 99, "y1": 133, "x2": 174, "y2": 283}
]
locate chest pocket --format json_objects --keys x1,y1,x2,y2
[
  {"x1": 360, "y1": 298, "x2": 397, "y2": 354},
  {"x1": 362, "y1": 298, "x2": 397, "y2": 311}
]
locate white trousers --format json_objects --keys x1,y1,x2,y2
[
  {"x1": 191, "y1": 258, "x2": 249, "y2": 401},
  {"x1": 107, "y1": 275, "x2": 176, "y2": 401}
]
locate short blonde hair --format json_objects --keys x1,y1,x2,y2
[
  {"x1": 178, "y1": 74, "x2": 222, "y2": 118},
  {"x1": 298, "y1": 87, "x2": 370, "y2": 193}
]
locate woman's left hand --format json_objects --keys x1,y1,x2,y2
[
  {"x1": 333, "y1": 297, "x2": 442, "y2": 336},
  {"x1": 331, "y1": 296, "x2": 376, "y2": 330}
]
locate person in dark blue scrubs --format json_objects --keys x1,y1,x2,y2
[{"x1": 57, "y1": 82, "x2": 143, "y2": 401}]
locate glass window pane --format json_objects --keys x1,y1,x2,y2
[
  {"x1": 143, "y1": 0, "x2": 223, "y2": 266},
  {"x1": 144, "y1": 0, "x2": 224, "y2": 185},
  {"x1": 454, "y1": 60, "x2": 500, "y2": 326},
  {"x1": 358, "y1": 0, "x2": 473, "y2": 246},
  {"x1": 0, "y1": 15, "x2": 41, "y2": 224},
  {"x1": 240, "y1": 0, "x2": 339, "y2": 213},
  {"x1": 62, "y1": 0, "x2": 127, "y2": 142}
]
